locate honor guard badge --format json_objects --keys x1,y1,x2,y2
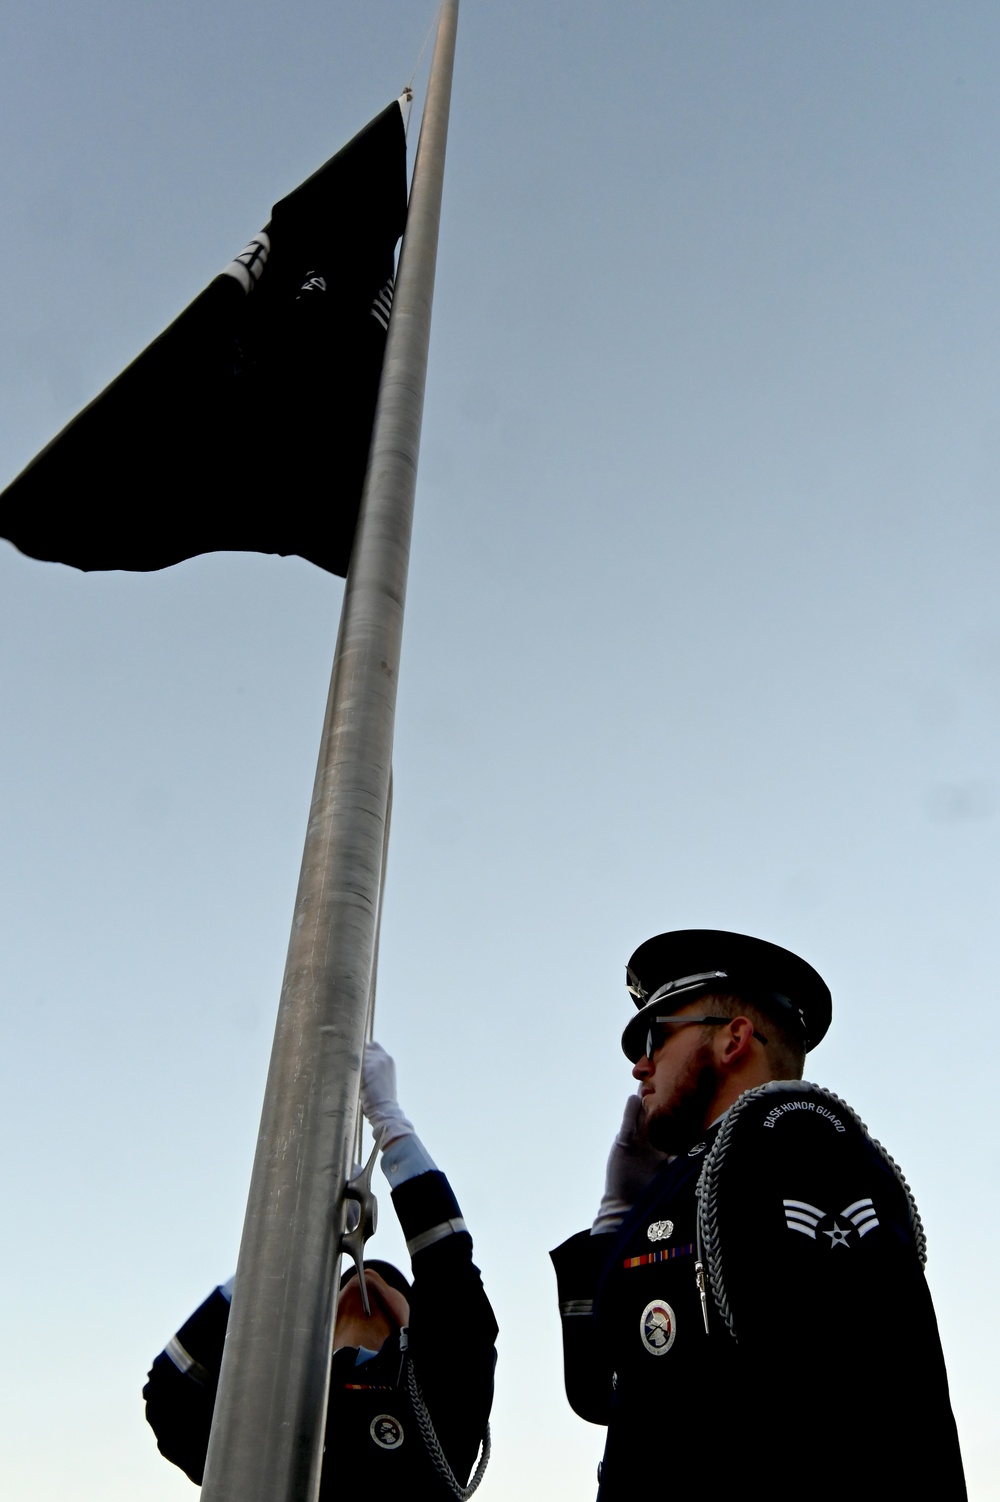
[
  {"x1": 370, "y1": 1414, "x2": 405, "y2": 1450},
  {"x1": 639, "y1": 1298, "x2": 677, "y2": 1356},
  {"x1": 647, "y1": 1219, "x2": 674, "y2": 1242}
]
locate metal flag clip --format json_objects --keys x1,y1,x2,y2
[{"x1": 341, "y1": 1134, "x2": 380, "y2": 1315}]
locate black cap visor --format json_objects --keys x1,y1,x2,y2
[{"x1": 621, "y1": 973, "x2": 808, "y2": 1062}]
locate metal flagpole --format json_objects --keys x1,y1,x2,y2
[{"x1": 199, "y1": 5, "x2": 460, "y2": 1498}]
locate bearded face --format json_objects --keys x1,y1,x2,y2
[{"x1": 641, "y1": 1037, "x2": 719, "y2": 1154}]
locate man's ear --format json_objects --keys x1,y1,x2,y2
[{"x1": 717, "y1": 1016, "x2": 755, "y2": 1069}]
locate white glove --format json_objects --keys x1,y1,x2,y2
[
  {"x1": 591, "y1": 1092, "x2": 668, "y2": 1234},
  {"x1": 360, "y1": 1040, "x2": 415, "y2": 1148}
]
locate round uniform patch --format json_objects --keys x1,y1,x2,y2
[
  {"x1": 370, "y1": 1414, "x2": 405, "y2": 1450},
  {"x1": 639, "y1": 1298, "x2": 676, "y2": 1356}
]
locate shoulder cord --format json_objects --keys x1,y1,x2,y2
[
  {"x1": 695, "y1": 1079, "x2": 927, "y2": 1342},
  {"x1": 404, "y1": 1356, "x2": 491, "y2": 1500}
]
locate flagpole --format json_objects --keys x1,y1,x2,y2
[{"x1": 200, "y1": 6, "x2": 460, "y2": 1499}]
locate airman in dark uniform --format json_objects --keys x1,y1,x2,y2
[
  {"x1": 551, "y1": 930, "x2": 966, "y2": 1501},
  {"x1": 144, "y1": 1042, "x2": 496, "y2": 1498}
]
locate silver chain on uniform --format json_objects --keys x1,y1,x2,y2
[
  {"x1": 404, "y1": 1356, "x2": 491, "y2": 1500},
  {"x1": 695, "y1": 1079, "x2": 927, "y2": 1342}
]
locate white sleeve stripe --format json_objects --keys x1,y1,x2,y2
[
  {"x1": 164, "y1": 1335, "x2": 212, "y2": 1385},
  {"x1": 406, "y1": 1216, "x2": 468, "y2": 1256}
]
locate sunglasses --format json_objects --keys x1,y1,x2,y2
[{"x1": 644, "y1": 1015, "x2": 769, "y2": 1061}]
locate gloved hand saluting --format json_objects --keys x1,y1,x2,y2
[
  {"x1": 591, "y1": 1092, "x2": 668, "y2": 1234},
  {"x1": 360, "y1": 1040, "x2": 416, "y2": 1149}
]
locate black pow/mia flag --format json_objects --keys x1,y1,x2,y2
[{"x1": 0, "y1": 99, "x2": 408, "y2": 578}]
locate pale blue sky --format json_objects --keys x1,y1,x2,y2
[{"x1": 2, "y1": 2, "x2": 999, "y2": 1497}]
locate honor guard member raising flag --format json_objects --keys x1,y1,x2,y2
[
  {"x1": 550, "y1": 930, "x2": 966, "y2": 1501},
  {"x1": 145, "y1": 1043, "x2": 496, "y2": 1498}
]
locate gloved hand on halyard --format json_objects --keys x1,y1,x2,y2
[
  {"x1": 361, "y1": 1040, "x2": 416, "y2": 1147},
  {"x1": 591, "y1": 1091, "x2": 668, "y2": 1234}
]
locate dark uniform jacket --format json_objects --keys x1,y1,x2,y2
[
  {"x1": 144, "y1": 1169, "x2": 497, "y2": 1497},
  {"x1": 551, "y1": 1081, "x2": 965, "y2": 1502}
]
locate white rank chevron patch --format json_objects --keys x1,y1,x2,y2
[
  {"x1": 783, "y1": 1199, "x2": 825, "y2": 1237},
  {"x1": 842, "y1": 1197, "x2": 879, "y2": 1236},
  {"x1": 782, "y1": 1197, "x2": 880, "y2": 1245}
]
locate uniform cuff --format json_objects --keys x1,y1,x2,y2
[
  {"x1": 391, "y1": 1169, "x2": 468, "y2": 1257},
  {"x1": 550, "y1": 1229, "x2": 614, "y2": 1313},
  {"x1": 381, "y1": 1132, "x2": 438, "y2": 1186}
]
